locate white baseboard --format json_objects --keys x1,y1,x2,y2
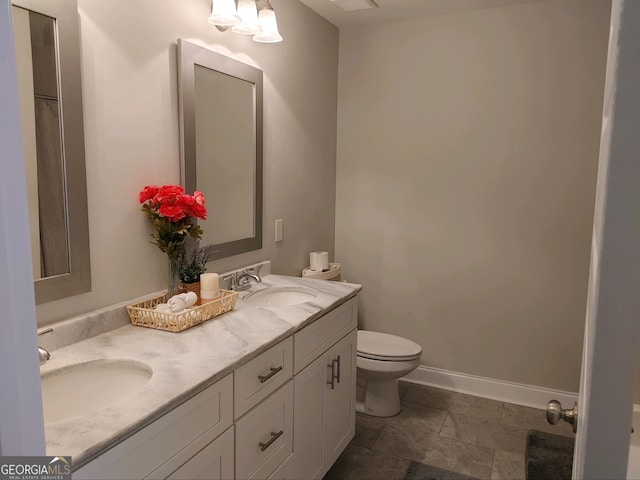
[{"x1": 402, "y1": 365, "x2": 578, "y2": 411}]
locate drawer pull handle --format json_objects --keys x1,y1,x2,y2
[
  {"x1": 259, "y1": 430, "x2": 284, "y2": 451},
  {"x1": 258, "y1": 366, "x2": 283, "y2": 383},
  {"x1": 336, "y1": 355, "x2": 341, "y2": 384}
]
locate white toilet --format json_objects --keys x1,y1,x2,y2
[{"x1": 356, "y1": 330, "x2": 422, "y2": 417}]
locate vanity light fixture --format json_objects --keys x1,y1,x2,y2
[
  {"x1": 208, "y1": 0, "x2": 283, "y2": 43},
  {"x1": 208, "y1": 0, "x2": 241, "y2": 27},
  {"x1": 232, "y1": 0, "x2": 262, "y2": 35},
  {"x1": 253, "y1": 1, "x2": 283, "y2": 43}
]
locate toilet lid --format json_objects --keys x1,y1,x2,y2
[{"x1": 357, "y1": 330, "x2": 422, "y2": 361}]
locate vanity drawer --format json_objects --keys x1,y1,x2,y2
[
  {"x1": 294, "y1": 298, "x2": 357, "y2": 373},
  {"x1": 234, "y1": 336, "x2": 293, "y2": 418},
  {"x1": 164, "y1": 426, "x2": 234, "y2": 480},
  {"x1": 267, "y1": 453, "x2": 293, "y2": 480},
  {"x1": 235, "y1": 381, "x2": 294, "y2": 480},
  {"x1": 75, "y1": 374, "x2": 233, "y2": 480}
]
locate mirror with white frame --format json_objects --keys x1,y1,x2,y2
[
  {"x1": 12, "y1": 0, "x2": 90, "y2": 304},
  {"x1": 177, "y1": 39, "x2": 263, "y2": 260}
]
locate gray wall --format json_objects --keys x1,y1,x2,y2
[
  {"x1": 335, "y1": 0, "x2": 610, "y2": 392},
  {"x1": 37, "y1": 0, "x2": 339, "y2": 325}
]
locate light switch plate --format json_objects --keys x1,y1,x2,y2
[{"x1": 275, "y1": 219, "x2": 284, "y2": 242}]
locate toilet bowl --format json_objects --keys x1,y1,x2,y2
[{"x1": 356, "y1": 330, "x2": 422, "y2": 417}]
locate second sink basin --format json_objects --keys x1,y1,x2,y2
[
  {"x1": 41, "y1": 359, "x2": 152, "y2": 423},
  {"x1": 243, "y1": 285, "x2": 318, "y2": 307}
]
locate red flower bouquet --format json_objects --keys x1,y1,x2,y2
[{"x1": 139, "y1": 185, "x2": 208, "y2": 295}]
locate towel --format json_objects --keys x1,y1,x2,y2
[
  {"x1": 168, "y1": 297, "x2": 187, "y2": 313},
  {"x1": 155, "y1": 303, "x2": 171, "y2": 313},
  {"x1": 167, "y1": 292, "x2": 198, "y2": 313},
  {"x1": 183, "y1": 291, "x2": 198, "y2": 306}
]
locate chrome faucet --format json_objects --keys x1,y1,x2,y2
[
  {"x1": 223, "y1": 268, "x2": 262, "y2": 291},
  {"x1": 38, "y1": 328, "x2": 53, "y2": 365}
]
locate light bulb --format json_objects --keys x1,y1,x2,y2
[
  {"x1": 208, "y1": 0, "x2": 241, "y2": 27},
  {"x1": 233, "y1": 0, "x2": 263, "y2": 35},
  {"x1": 253, "y1": 5, "x2": 282, "y2": 43}
]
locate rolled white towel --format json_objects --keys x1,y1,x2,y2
[
  {"x1": 168, "y1": 296, "x2": 187, "y2": 313},
  {"x1": 155, "y1": 303, "x2": 171, "y2": 313},
  {"x1": 183, "y1": 291, "x2": 197, "y2": 307},
  {"x1": 164, "y1": 293, "x2": 198, "y2": 313}
]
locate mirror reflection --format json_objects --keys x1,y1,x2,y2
[
  {"x1": 12, "y1": 0, "x2": 91, "y2": 304},
  {"x1": 13, "y1": 6, "x2": 68, "y2": 280},
  {"x1": 194, "y1": 65, "x2": 255, "y2": 246},
  {"x1": 178, "y1": 39, "x2": 263, "y2": 261}
]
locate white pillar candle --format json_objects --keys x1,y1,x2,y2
[
  {"x1": 200, "y1": 273, "x2": 219, "y2": 291},
  {"x1": 200, "y1": 273, "x2": 220, "y2": 303}
]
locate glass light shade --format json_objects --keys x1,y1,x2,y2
[
  {"x1": 253, "y1": 7, "x2": 283, "y2": 43},
  {"x1": 208, "y1": 0, "x2": 241, "y2": 27},
  {"x1": 232, "y1": 0, "x2": 263, "y2": 35}
]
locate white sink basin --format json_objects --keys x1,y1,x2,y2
[
  {"x1": 41, "y1": 359, "x2": 152, "y2": 423},
  {"x1": 243, "y1": 285, "x2": 318, "y2": 307}
]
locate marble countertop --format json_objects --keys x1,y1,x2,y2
[{"x1": 41, "y1": 274, "x2": 362, "y2": 469}]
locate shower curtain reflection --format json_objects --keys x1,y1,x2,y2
[{"x1": 34, "y1": 97, "x2": 68, "y2": 277}]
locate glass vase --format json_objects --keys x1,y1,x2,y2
[{"x1": 168, "y1": 256, "x2": 180, "y2": 298}]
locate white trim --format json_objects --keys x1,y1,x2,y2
[
  {"x1": 574, "y1": 2, "x2": 640, "y2": 478},
  {"x1": 403, "y1": 365, "x2": 578, "y2": 411},
  {"x1": 0, "y1": 0, "x2": 46, "y2": 455}
]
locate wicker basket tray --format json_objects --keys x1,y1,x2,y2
[{"x1": 126, "y1": 289, "x2": 238, "y2": 333}]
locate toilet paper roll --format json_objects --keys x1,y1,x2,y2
[{"x1": 310, "y1": 251, "x2": 329, "y2": 272}]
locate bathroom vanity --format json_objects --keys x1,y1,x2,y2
[{"x1": 40, "y1": 270, "x2": 360, "y2": 480}]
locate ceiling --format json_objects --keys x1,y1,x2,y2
[{"x1": 298, "y1": 0, "x2": 544, "y2": 28}]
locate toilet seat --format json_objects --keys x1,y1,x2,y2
[
  {"x1": 357, "y1": 330, "x2": 422, "y2": 362},
  {"x1": 357, "y1": 351, "x2": 421, "y2": 362}
]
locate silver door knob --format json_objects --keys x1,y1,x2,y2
[{"x1": 546, "y1": 399, "x2": 578, "y2": 433}]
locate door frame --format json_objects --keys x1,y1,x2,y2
[
  {"x1": 574, "y1": 1, "x2": 640, "y2": 478},
  {"x1": 0, "y1": 0, "x2": 46, "y2": 455}
]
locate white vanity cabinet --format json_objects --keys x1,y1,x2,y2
[
  {"x1": 73, "y1": 374, "x2": 234, "y2": 480},
  {"x1": 72, "y1": 295, "x2": 359, "y2": 480},
  {"x1": 291, "y1": 298, "x2": 358, "y2": 480}
]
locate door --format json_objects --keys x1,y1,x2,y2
[
  {"x1": 565, "y1": 2, "x2": 640, "y2": 479},
  {"x1": 323, "y1": 330, "x2": 357, "y2": 469},
  {"x1": 291, "y1": 329, "x2": 357, "y2": 480},
  {"x1": 0, "y1": 0, "x2": 46, "y2": 455},
  {"x1": 292, "y1": 354, "x2": 326, "y2": 479}
]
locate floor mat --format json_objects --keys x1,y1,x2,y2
[{"x1": 525, "y1": 429, "x2": 574, "y2": 480}]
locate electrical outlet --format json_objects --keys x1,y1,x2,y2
[{"x1": 275, "y1": 219, "x2": 284, "y2": 242}]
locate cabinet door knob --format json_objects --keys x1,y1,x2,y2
[
  {"x1": 258, "y1": 365, "x2": 283, "y2": 383},
  {"x1": 259, "y1": 430, "x2": 284, "y2": 451}
]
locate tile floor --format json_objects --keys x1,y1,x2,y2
[{"x1": 324, "y1": 381, "x2": 575, "y2": 480}]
